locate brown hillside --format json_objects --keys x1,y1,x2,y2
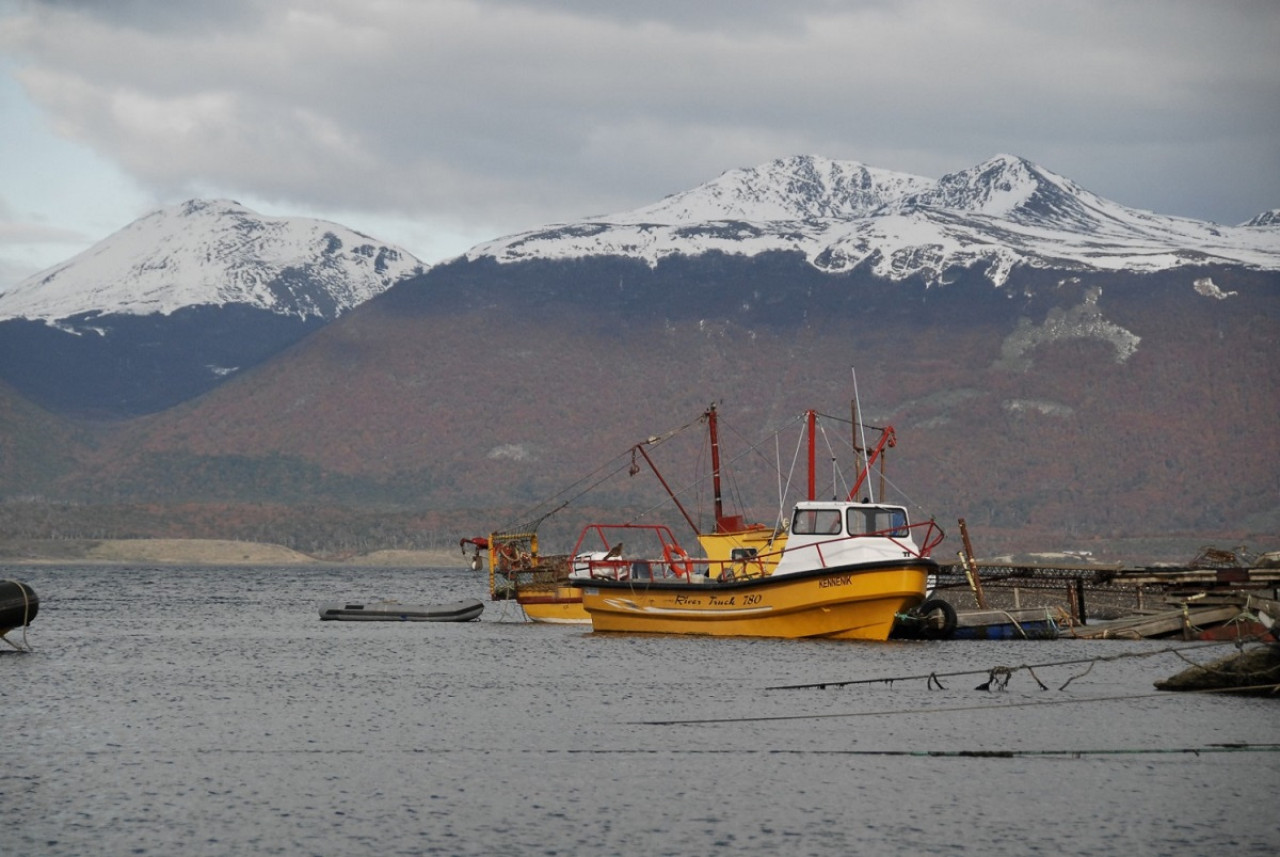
[{"x1": 4, "y1": 260, "x2": 1278, "y2": 564}]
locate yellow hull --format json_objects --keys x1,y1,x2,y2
[
  {"x1": 517, "y1": 586, "x2": 590, "y2": 624},
  {"x1": 581, "y1": 562, "x2": 930, "y2": 640}
]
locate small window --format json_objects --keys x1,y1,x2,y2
[
  {"x1": 793, "y1": 508, "x2": 842, "y2": 535},
  {"x1": 847, "y1": 507, "x2": 910, "y2": 537}
]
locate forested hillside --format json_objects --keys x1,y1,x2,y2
[{"x1": 2, "y1": 252, "x2": 1275, "y2": 563}]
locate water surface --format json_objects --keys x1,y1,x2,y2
[{"x1": 3, "y1": 564, "x2": 1277, "y2": 856}]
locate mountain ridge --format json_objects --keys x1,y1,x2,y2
[
  {"x1": 0, "y1": 198, "x2": 426, "y2": 324},
  {"x1": 466, "y1": 154, "x2": 1280, "y2": 287},
  {"x1": 0, "y1": 199, "x2": 427, "y2": 416}
]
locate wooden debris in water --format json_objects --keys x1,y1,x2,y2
[{"x1": 1155, "y1": 645, "x2": 1280, "y2": 695}]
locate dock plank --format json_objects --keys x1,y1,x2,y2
[{"x1": 1069, "y1": 605, "x2": 1243, "y2": 639}]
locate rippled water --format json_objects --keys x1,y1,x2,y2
[{"x1": 3, "y1": 564, "x2": 1277, "y2": 856}]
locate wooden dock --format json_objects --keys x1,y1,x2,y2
[{"x1": 931, "y1": 559, "x2": 1279, "y2": 640}]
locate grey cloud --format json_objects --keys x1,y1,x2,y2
[
  {"x1": 24, "y1": 0, "x2": 262, "y2": 33},
  {"x1": 5, "y1": 0, "x2": 1279, "y2": 247}
]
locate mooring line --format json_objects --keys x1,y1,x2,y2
[
  {"x1": 631, "y1": 684, "x2": 1280, "y2": 726},
  {"x1": 60, "y1": 742, "x2": 1280, "y2": 759},
  {"x1": 763, "y1": 641, "x2": 1241, "y2": 691},
  {"x1": 749, "y1": 744, "x2": 1280, "y2": 758},
  {"x1": 556, "y1": 744, "x2": 1280, "y2": 758}
]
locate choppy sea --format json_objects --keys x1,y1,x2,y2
[{"x1": 3, "y1": 563, "x2": 1277, "y2": 856}]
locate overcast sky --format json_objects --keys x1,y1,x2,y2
[{"x1": 2, "y1": 0, "x2": 1278, "y2": 290}]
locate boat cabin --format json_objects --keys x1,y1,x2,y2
[{"x1": 772, "y1": 501, "x2": 921, "y2": 575}]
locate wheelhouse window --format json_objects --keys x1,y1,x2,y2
[
  {"x1": 847, "y1": 507, "x2": 909, "y2": 537},
  {"x1": 792, "y1": 508, "x2": 843, "y2": 535}
]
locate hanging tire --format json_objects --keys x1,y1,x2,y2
[{"x1": 916, "y1": 598, "x2": 957, "y2": 640}]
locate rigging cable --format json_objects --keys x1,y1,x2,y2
[{"x1": 497, "y1": 413, "x2": 704, "y2": 534}]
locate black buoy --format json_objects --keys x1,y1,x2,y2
[{"x1": 0, "y1": 580, "x2": 39, "y2": 636}]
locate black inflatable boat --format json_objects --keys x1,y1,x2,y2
[{"x1": 319, "y1": 598, "x2": 484, "y2": 622}]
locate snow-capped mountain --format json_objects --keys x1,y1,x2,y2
[
  {"x1": 467, "y1": 154, "x2": 1280, "y2": 286},
  {"x1": 0, "y1": 199, "x2": 426, "y2": 323},
  {"x1": 610, "y1": 155, "x2": 936, "y2": 222},
  {"x1": 0, "y1": 200, "x2": 428, "y2": 417}
]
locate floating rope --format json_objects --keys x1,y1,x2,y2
[
  {"x1": 632, "y1": 684, "x2": 1280, "y2": 727},
  {"x1": 763, "y1": 743, "x2": 1280, "y2": 758},
  {"x1": 764, "y1": 640, "x2": 1248, "y2": 692},
  {"x1": 557, "y1": 743, "x2": 1280, "y2": 758},
  {"x1": 41, "y1": 742, "x2": 1280, "y2": 759}
]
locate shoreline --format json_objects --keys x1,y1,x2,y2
[{"x1": 0, "y1": 538, "x2": 469, "y2": 568}]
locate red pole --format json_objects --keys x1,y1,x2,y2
[
  {"x1": 634, "y1": 443, "x2": 701, "y2": 535},
  {"x1": 807, "y1": 409, "x2": 816, "y2": 501}
]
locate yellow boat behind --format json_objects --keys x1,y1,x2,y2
[
  {"x1": 517, "y1": 585, "x2": 590, "y2": 624},
  {"x1": 695, "y1": 525, "x2": 786, "y2": 577}
]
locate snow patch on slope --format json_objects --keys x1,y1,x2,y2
[
  {"x1": 1194, "y1": 277, "x2": 1237, "y2": 299},
  {"x1": 995, "y1": 286, "x2": 1141, "y2": 370}
]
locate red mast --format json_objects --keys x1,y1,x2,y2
[
  {"x1": 847, "y1": 426, "x2": 897, "y2": 501},
  {"x1": 806, "y1": 409, "x2": 816, "y2": 501}
]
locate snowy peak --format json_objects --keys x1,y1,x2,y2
[
  {"x1": 609, "y1": 155, "x2": 935, "y2": 224},
  {"x1": 1244, "y1": 209, "x2": 1280, "y2": 227},
  {"x1": 469, "y1": 154, "x2": 1280, "y2": 284},
  {"x1": 0, "y1": 199, "x2": 426, "y2": 322},
  {"x1": 900, "y1": 154, "x2": 1044, "y2": 216},
  {"x1": 894, "y1": 155, "x2": 1129, "y2": 232}
]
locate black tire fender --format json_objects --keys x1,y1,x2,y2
[{"x1": 917, "y1": 598, "x2": 957, "y2": 640}]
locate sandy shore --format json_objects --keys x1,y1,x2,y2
[{"x1": 0, "y1": 538, "x2": 467, "y2": 567}]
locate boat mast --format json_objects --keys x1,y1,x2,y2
[
  {"x1": 846, "y1": 425, "x2": 896, "y2": 501},
  {"x1": 807, "y1": 409, "x2": 817, "y2": 502},
  {"x1": 707, "y1": 404, "x2": 727, "y2": 531},
  {"x1": 852, "y1": 368, "x2": 873, "y2": 503}
]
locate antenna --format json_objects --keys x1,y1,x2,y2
[{"x1": 851, "y1": 367, "x2": 873, "y2": 502}]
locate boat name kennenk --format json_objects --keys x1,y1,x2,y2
[{"x1": 819, "y1": 574, "x2": 853, "y2": 588}]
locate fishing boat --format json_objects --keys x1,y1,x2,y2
[
  {"x1": 573, "y1": 500, "x2": 942, "y2": 639},
  {"x1": 318, "y1": 598, "x2": 484, "y2": 622},
  {"x1": 1, "y1": 580, "x2": 39, "y2": 638},
  {"x1": 472, "y1": 401, "x2": 942, "y2": 637},
  {"x1": 478, "y1": 404, "x2": 782, "y2": 625}
]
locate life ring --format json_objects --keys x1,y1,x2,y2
[{"x1": 663, "y1": 544, "x2": 694, "y2": 578}]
